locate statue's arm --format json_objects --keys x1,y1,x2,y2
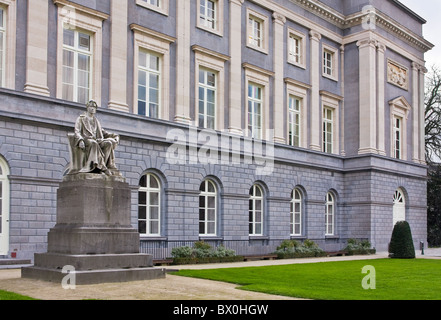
[{"x1": 74, "y1": 117, "x2": 85, "y2": 147}]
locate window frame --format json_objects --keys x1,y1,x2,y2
[
  {"x1": 287, "y1": 27, "x2": 306, "y2": 69},
  {"x1": 389, "y1": 96, "x2": 411, "y2": 160},
  {"x1": 0, "y1": 156, "x2": 10, "y2": 255},
  {"x1": 322, "y1": 44, "x2": 338, "y2": 81},
  {"x1": 320, "y1": 91, "x2": 341, "y2": 155},
  {"x1": 0, "y1": 0, "x2": 16, "y2": 90},
  {"x1": 197, "y1": 0, "x2": 223, "y2": 36},
  {"x1": 249, "y1": 184, "x2": 264, "y2": 236},
  {"x1": 285, "y1": 78, "x2": 310, "y2": 149},
  {"x1": 136, "y1": 0, "x2": 169, "y2": 16},
  {"x1": 62, "y1": 27, "x2": 93, "y2": 104},
  {"x1": 55, "y1": 1, "x2": 107, "y2": 105},
  {"x1": 325, "y1": 192, "x2": 335, "y2": 236},
  {"x1": 246, "y1": 8, "x2": 269, "y2": 54},
  {"x1": 198, "y1": 68, "x2": 217, "y2": 129},
  {"x1": 323, "y1": 106, "x2": 334, "y2": 154},
  {"x1": 138, "y1": 173, "x2": 162, "y2": 237},
  {"x1": 131, "y1": 24, "x2": 175, "y2": 120},
  {"x1": 199, "y1": 179, "x2": 218, "y2": 236},
  {"x1": 290, "y1": 189, "x2": 303, "y2": 236},
  {"x1": 137, "y1": 49, "x2": 161, "y2": 118}
]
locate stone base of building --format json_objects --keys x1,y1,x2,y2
[{"x1": 22, "y1": 173, "x2": 166, "y2": 284}]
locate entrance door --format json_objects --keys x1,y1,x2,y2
[
  {"x1": 393, "y1": 189, "x2": 406, "y2": 227},
  {"x1": 0, "y1": 159, "x2": 9, "y2": 256}
]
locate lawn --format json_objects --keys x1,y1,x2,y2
[
  {"x1": 173, "y1": 259, "x2": 441, "y2": 300},
  {"x1": 0, "y1": 289, "x2": 37, "y2": 300}
]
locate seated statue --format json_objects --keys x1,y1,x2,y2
[{"x1": 67, "y1": 100, "x2": 120, "y2": 176}]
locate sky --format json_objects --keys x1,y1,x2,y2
[{"x1": 399, "y1": 0, "x2": 441, "y2": 68}]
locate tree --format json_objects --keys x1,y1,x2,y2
[{"x1": 425, "y1": 66, "x2": 441, "y2": 163}]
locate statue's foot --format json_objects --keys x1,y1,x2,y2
[{"x1": 103, "y1": 169, "x2": 112, "y2": 176}]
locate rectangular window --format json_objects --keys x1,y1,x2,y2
[
  {"x1": 138, "y1": 50, "x2": 160, "y2": 118},
  {"x1": 248, "y1": 83, "x2": 262, "y2": 139},
  {"x1": 325, "y1": 194, "x2": 334, "y2": 236},
  {"x1": 62, "y1": 27, "x2": 92, "y2": 104},
  {"x1": 323, "y1": 107, "x2": 333, "y2": 154},
  {"x1": 198, "y1": 69, "x2": 216, "y2": 129},
  {"x1": 200, "y1": 0, "x2": 216, "y2": 30},
  {"x1": 142, "y1": 0, "x2": 160, "y2": 7},
  {"x1": 289, "y1": 35, "x2": 301, "y2": 65},
  {"x1": 0, "y1": 8, "x2": 5, "y2": 87},
  {"x1": 288, "y1": 96, "x2": 301, "y2": 147},
  {"x1": 323, "y1": 50, "x2": 333, "y2": 77},
  {"x1": 394, "y1": 117, "x2": 402, "y2": 159},
  {"x1": 248, "y1": 17, "x2": 262, "y2": 48}
]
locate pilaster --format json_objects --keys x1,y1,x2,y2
[
  {"x1": 24, "y1": 0, "x2": 50, "y2": 96},
  {"x1": 272, "y1": 12, "x2": 286, "y2": 144},
  {"x1": 357, "y1": 37, "x2": 377, "y2": 155},
  {"x1": 228, "y1": 0, "x2": 244, "y2": 135},
  {"x1": 309, "y1": 30, "x2": 321, "y2": 151},
  {"x1": 376, "y1": 42, "x2": 386, "y2": 156}
]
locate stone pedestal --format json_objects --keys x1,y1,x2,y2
[{"x1": 22, "y1": 174, "x2": 165, "y2": 284}]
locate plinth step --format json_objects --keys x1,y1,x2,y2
[{"x1": 21, "y1": 266, "x2": 166, "y2": 285}]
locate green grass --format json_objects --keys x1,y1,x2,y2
[
  {"x1": 0, "y1": 289, "x2": 37, "y2": 300},
  {"x1": 173, "y1": 259, "x2": 441, "y2": 300}
]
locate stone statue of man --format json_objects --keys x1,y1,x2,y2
[{"x1": 72, "y1": 100, "x2": 120, "y2": 176}]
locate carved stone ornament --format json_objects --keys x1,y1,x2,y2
[{"x1": 387, "y1": 59, "x2": 408, "y2": 90}]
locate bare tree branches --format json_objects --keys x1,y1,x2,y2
[{"x1": 425, "y1": 65, "x2": 441, "y2": 163}]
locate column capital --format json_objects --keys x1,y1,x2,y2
[
  {"x1": 309, "y1": 30, "x2": 321, "y2": 41},
  {"x1": 230, "y1": 0, "x2": 244, "y2": 6},
  {"x1": 356, "y1": 38, "x2": 377, "y2": 49},
  {"x1": 272, "y1": 12, "x2": 286, "y2": 25},
  {"x1": 376, "y1": 41, "x2": 386, "y2": 53}
]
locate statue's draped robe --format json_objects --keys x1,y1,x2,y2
[{"x1": 73, "y1": 114, "x2": 119, "y2": 173}]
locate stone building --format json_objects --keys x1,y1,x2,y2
[{"x1": 0, "y1": 0, "x2": 433, "y2": 260}]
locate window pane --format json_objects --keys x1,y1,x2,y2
[
  {"x1": 138, "y1": 191, "x2": 146, "y2": 205},
  {"x1": 150, "y1": 221, "x2": 159, "y2": 234},
  {"x1": 63, "y1": 28, "x2": 75, "y2": 46},
  {"x1": 207, "y1": 222, "x2": 215, "y2": 234},
  {"x1": 138, "y1": 101, "x2": 146, "y2": 116},
  {"x1": 150, "y1": 206, "x2": 159, "y2": 220},
  {"x1": 138, "y1": 206, "x2": 146, "y2": 220},
  {"x1": 138, "y1": 221, "x2": 146, "y2": 234},
  {"x1": 149, "y1": 175, "x2": 159, "y2": 189},
  {"x1": 207, "y1": 196, "x2": 215, "y2": 209},
  {"x1": 150, "y1": 192, "x2": 159, "y2": 206},
  {"x1": 139, "y1": 175, "x2": 147, "y2": 188},
  {"x1": 78, "y1": 32, "x2": 90, "y2": 51}
]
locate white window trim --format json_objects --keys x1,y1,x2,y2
[
  {"x1": 136, "y1": 0, "x2": 169, "y2": 16},
  {"x1": 193, "y1": 45, "x2": 229, "y2": 130},
  {"x1": 325, "y1": 192, "x2": 335, "y2": 236},
  {"x1": 291, "y1": 189, "x2": 303, "y2": 236},
  {"x1": 393, "y1": 188, "x2": 406, "y2": 227},
  {"x1": 246, "y1": 8, "x2": 269, "y2": 54},
  {"x1": 131, "y1": 24, "x2": 175, "y2": 120},
  {"x1": 320, "y1": 91, "x2": 341, "y2": 154},
  {"x1": 0, "y1": 0, "x2": 16, "y2": 90},
  {"x1": 137, "y1": 49, "x2": 161, "y2": 118},
  {"x1": 287, "y1": 27, "x2": 306, "y2": 69},
  {"x1": 249, "y1": 184, "x2": 264, "y2": 236},
  {"x1": 389, "y1": 96, "x2": 411, "y2": 160},
  {"x1": 138, "y1": 173, "x2": 161, "y2": 237},
  {"x1": 199, "y1": 180, "x2": 218, "y2": 236},
  {"x1": 322, "y1": 43, "x2": 338, "y2": 81},
  {"x1": 55, "y1": 1, "x2": 108, "y2": 104},
  {"x1": 244, "y1": 63, "x2": 273, "y2": 140},
  {"x1": 286, "y1": 78, "x2": 310, "y2": 148},
  {"x1": 197, "y1": 0, "x2": 224, "y2": 37}
]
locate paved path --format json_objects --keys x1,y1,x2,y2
[{"x1": 0, "y1": 250, "x2": 437, "y2": 300}]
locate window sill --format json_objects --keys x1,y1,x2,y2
[
  {"x1": 140, "y1": 236, "x2": 168, "y2": 241},
  {"x1": 249, "y1": 235, "x2": 270, "y2": 240}
]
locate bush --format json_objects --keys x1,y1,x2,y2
[
  {"x1": 171, "y1": 241, "x2": 240, "y2": 264},
  {"x1": 388, "y1": 221, "x2": 416, "y2": 259},
  {"x1": 344, "y1": 239, "x2": 376, "y2": 255},
  {"x1": 275, "y1": 239, "x2": 326, "y2": 259}
]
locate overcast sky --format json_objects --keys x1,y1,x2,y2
[{"x1": 399, "y1": 0, "x2": 441, "y2": 68}]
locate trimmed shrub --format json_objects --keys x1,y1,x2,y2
[
  {"x1": 388, "y1": 221, "x2": 416, "y2": 259},
  {"x1": 275, "y1": 239, "x2": 326, "y2": 259},
  {"x1": 344, "y1": 239, "x2": 376, "y2": 255},
  {"x1": 171, "y1": 241, "x2": 239, "y2": 264}
]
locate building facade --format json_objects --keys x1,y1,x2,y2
[{"x1": 0, "y1": 0, "x2": 433, "y2": 260}]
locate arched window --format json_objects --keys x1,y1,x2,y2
[
  {"x1": 291, "y1": 189, "x2": 303, "y2": 236},
  {"x1": 325, "y1": 192, "x2": 335, "y2": 236},
  {"x1": 199, "y1": 179, "x2": 217, "y2": 236},
  {"x1": 138, "y1": 173, "x2": 161, "y2": 236},
  {"x1": 249, "y1": 184, "x2": 264, "y2": 236},
  {"x1": 0, "y1": 157, "x2": 10, "y2": 255},
  {"x1": 393, "y1": 188, "x2": 406, "y2": 226}
]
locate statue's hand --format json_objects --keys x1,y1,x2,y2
[{"x1": 79, "y1": 140, "x2": 85, "y2": 150}]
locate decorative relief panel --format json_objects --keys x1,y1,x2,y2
[{"x1": 387, "y1": 59, "x2": 408, "y2": 90}]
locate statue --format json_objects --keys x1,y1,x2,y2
[{"x1": 67, "y1": 100, "x2": 120, "y2": 176}]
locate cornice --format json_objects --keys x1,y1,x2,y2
[{"x1": 287, "y1": 0, "x2": 434, "y2": 53}]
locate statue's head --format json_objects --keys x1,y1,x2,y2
[{"x1": 86, "y1": 100, "x2": 98, "y2": 109}]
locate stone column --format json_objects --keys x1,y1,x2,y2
[
  {"x1": 376, "y1": 42, "x2": 386, "y2": 156},
  {"x1": 174, "y1": 0, "x2": 192, "y2": 124},
  {"x1": 340, "y1": 45, "x2": 346, "y2": 156},
  {"x1": 309, "y1": 30, "x2": 321, "y2": 151},
  {"x1": 357, "y1": 37, "x2": 377, "y2": 155},
  {"x1": 108, "y1": 0, "x2": 129, "y2": 112},
  {"x1": 272, "y1": 12, "x2": 286, "y2": 144},
  {"x1": 411, "y1": 62, "x2": 420, "y2": 163},
  {"x1": 24, "y1": 0, "x2": 50, "y2": 96},
  {"x1": 228, "y1": 0, "x2": 244, "y2": 135},
  {"x1": 419, "y1": 65, "x2": 427, "y2": 164}
]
